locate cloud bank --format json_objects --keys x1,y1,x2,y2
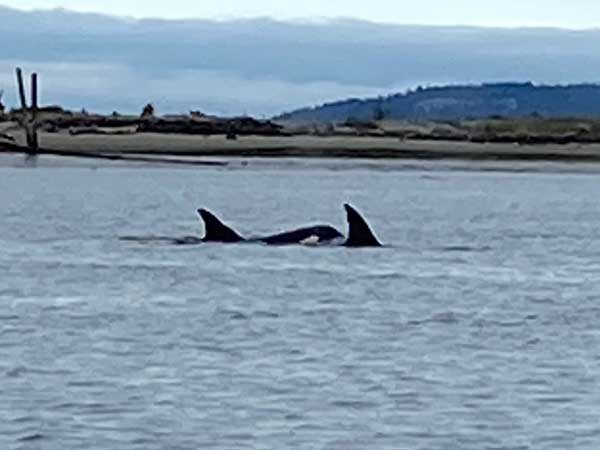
[{"x1": 2, "y1": 6, "x2": 600, "y2": 116}]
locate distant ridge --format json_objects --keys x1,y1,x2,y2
[{"x1": 276, "y1": 83, "x2": 600, "y2": 122}]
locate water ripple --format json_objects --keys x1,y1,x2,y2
[{"x1": 2, "y1": 166, "x2": 600, "y2": 450}]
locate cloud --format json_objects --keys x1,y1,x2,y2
[
  {"x1": 3, "y1": 6, "x2": 600, "y2": 116},
  {"x1": 0, "y1": 61, "x2": 390, "y2": 116}
]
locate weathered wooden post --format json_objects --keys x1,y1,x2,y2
[
  {"x1": 16, "y1": 67, "x2": 27, "y2": 112},
  {"x1": 14, "y1": 67, "x2": 39, "y2": 154},
  {"x1": 30, "y1": 73, "x2": 39, "y2": 152}
]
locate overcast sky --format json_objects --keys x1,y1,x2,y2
[
  {"x1": 2, "y1": 2, "x2": 600, "y2": 115},
  {"x1": 2, "y1": 0, "x2": 600, "y2": 28}
]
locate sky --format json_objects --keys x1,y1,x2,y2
[
  {"x1": 2, "y1": 1, "x2": 600, "y2": 115},
  {"x1": 2, "y1": 0, "x2": 600, "y2": 29}
]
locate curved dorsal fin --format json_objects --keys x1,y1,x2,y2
[
  {"x1": 197, "y1": 209, "x2": 244, "y2": 243},
  {"x1": 344, "y1": 204, "x2": 382, "y2": 247}
]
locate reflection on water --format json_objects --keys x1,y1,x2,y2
[{"x1": 1, "y1": 162, "x2": 600, "y2": 450}]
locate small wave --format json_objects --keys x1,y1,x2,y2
[
  {"x1": 10, "y1": 416, "x2": 35, "y2": 424},
  {"x1": 535, "y1": 396, "x2": 578, "y2": 404},
  {"x1": 440, "y1": 245, "x2": 493, "y2": 253},
  {"x1": 119, "y1": 235, "x2": 202, "y2": 246},
  {"x1": 67, "y1": 379, "x2": 113, "y2": 388},
  {"x1": 228, "y1": 311, "x2": 248, "y2": 320},
  {"x1": 6, "y1": 366, "x2": 27, "y2": 378},
  {"x1": 504, "y1": 232, "x2": 563, "y2": 240},
  {"x1": 408, "y1": 311, "x2": 460, "y2": 326},
  {"x1": 527, "y1": 296, "x2": 556, "y2": 305},
  {"x1": 362, "y1": 271, "x2": 406, "y2": 280},
  {"x1": 223, "y1": 433, "x2": 255, "y2": 441},
  {"x1": 17, "y1": 433, "x2": 46, "y2": 443},
  {"x1": 0, "y1": 289, "x2": 23, "y2": 298},
  {"x1": 75, "y1": 403, "x2": 131, "y2": 415},
  {"x1": 216, "y1": 308, "x2": 248, "y2": 320},
  {"x1": 517, "y1": 377, "x2": 552, "y2": 387},
  {"x1": 6, "y1": 366, "x2": 74, "y2": 378},
  {"x1": 471, "y1": 318, "x2": 531, "y2": 329},
  {"x1": 53, "y1": 402, "x2": 83, "y2": 411},
  {"x1": 31, "y1": 258, "x2": 187, "y2": 270},
  {"x1": 43, "y1": 296, "x2": 88, "y2": 309},
  {"x1": 525, "y1": 338, "x2": 542, "y2": 346},
  {"x1": 330, "y1": 399, "x2": 378, "y2": 410},
  {"x1": 318, "y1": 297, "x2": 347, "y2": 306},
  {"x1": 389, "y1": 391, "x2": 423, "y2": 405},
  {"x1": 0, "y1": 314, "x2": 19, "y2": 321},
  {"x1": 195, "y1": 345, "x2": 235, "y2": 355},
  {"x1": 253, "y1": 310, "x2": 280, "y2": 319}
]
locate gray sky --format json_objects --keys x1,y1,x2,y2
[
  {"x1": 2, "y1": 0, "x2": 600, "y2": 28},
  {"x1": 2, "y1": 2, "x2": 600, "y2": 116}
]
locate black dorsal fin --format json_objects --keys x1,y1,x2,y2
[
  {"x1": 197, "y1": 209, "x2": 245, "y2": 243},
  {"x1": 344, "y1": 204, "x2": 382, "y2": 247}
]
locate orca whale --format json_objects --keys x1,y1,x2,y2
[
  {"x1": 197, "y1": 203, "x2": 381, "y2": 247},
  {"x1": 343, "y1": 204, "x2": 382, "y2": 247}
]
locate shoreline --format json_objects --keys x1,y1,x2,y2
[
  {"x1": 5, "y1": 134, "x2": 600, "y2": 174},
  {"x1": 5, "y1": 154, "x2": 600, "y2": 176},
  {"x1": 3, "y1": 131, "x2": 600, "y2": 163}
]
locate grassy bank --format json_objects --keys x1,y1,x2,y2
[{"x1": 282, "y1": 117, "x2": 600, "y2": 145}]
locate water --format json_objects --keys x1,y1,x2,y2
[{"x1": 1, "y1": 160, "x2": 600, "y2": 449}]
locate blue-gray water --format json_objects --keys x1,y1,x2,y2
[{"x1": 1, "y1": 161, "x2": 600, "y2": 449}]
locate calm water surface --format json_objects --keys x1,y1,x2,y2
[{"x1": 1, "y1": 160, "x2": 600, "y2": 449}]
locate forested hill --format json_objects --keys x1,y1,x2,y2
[{"x1": 276, "y1": 83, "x2": 600, "y2": 122}]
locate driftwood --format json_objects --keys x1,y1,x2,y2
[
  {"x1": 0, "y1": 132, "x2": 15, "y2": 142},
  {"x1": 43, "y1": 115, "x2": 142, "y2": 130},
  {"x1": 68, "y1": 126, "x2": 137, "y2": 136}
]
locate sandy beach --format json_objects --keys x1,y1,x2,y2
[
  {"x1": 3, "y1": 128, "x2": 600, "y2": 162},
  {"x1": 4, "y1": 112, "x2": 600, "y2": 168}
]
